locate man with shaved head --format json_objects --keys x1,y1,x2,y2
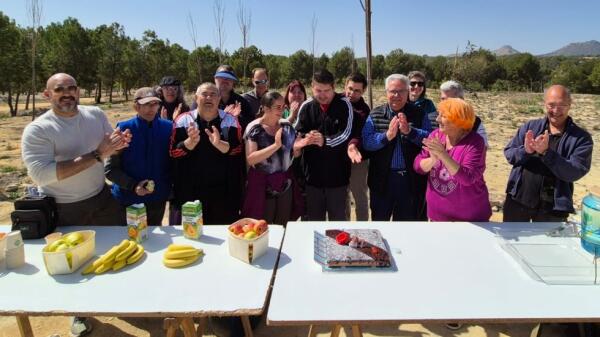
[
  {"x1": 503, "y1": 85, "x2": 593, "y2": 222},
  {"x1": 21, "y1": 73, "x2": 132, "y2": 335}
]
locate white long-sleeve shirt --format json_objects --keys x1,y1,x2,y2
[{"x1": 21, "y1": 106, "x2": 112, "y2": 203}]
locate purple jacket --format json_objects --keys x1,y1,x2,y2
[
  {"x1": 242, "y1": 167, "x2": 304, "y2": 222},
  {"x1": 414, "y1": 129, "x2": 491, "y2": 221}
]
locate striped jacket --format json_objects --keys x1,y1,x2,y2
[{"x1": 295, "y1": 93, "x2": 356, "y2": 188}]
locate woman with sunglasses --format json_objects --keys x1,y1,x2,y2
[
  {"x1": 157, "y1": 76, "x2": 190, "y2": 121},
  {"x1": 408, "y1": 71, "x2": 438, "y2": 129}
]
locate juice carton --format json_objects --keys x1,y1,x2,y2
[
  {"x1": 127, "y1": 204, "x2": 147, "y2": 243},
  {"x1": 182, "y1": 200, "x2": 202, "y2": 239}
]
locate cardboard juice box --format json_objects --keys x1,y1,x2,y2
[
  {"x1": 182, "y1": 200, "x2": 203, "y2": 239},
  {"x1": 127, "y1": 204, "x2": 147, "y2": 243}
]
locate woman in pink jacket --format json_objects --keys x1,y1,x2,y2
[{"x1": 414, "y1": 98, "x2": 491, "y2": 221}]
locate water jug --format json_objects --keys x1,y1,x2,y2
[{"x1": 581, "y1": 186, "x2": 600, "y2": 254}]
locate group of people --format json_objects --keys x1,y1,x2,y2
[
  {"x1": 20, "y1": 66, "x2": 594, "y2": 336},
  {"x1": 22, "y1": 67, "x2": 594, "y2": 228}
]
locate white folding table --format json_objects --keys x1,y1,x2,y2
[
  {"x1": 267, "y1": 221, "x2": 600, "y2": 337},
  {"x1": 0, "y1": 225, "x2": 284, "y2": 337}
]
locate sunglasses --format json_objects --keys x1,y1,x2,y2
[
  {"x1": 52, "y1": 85, "x2": 78, "y2": 94},
  {"x1": 162, "y1": 86, "x2": 178, "y2": 92},
  {"x1": 254, "y1": 80, "x2": 268, "y2": 85},
  {"x1": 410, "y1": 81, "x2": 424, "y2": 88}
]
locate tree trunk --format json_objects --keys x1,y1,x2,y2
[
  {"x1": 364, "y1": 0, "x2": 373, "y2": 108},
  {"x1": 108, "y1": 82, "x2": 114, "y2": 103},
  {"x1": 95, "y1": 81, "x2": 102, "y2": 104},
  {"x1": 124, "y1": 87, "x2": 129, "y2": 101},
  {"x1": 15, "y1": 92, "x2": 21, "y2": 116},
  {"x1": 25, "y1": 91, "x2": 31, "y2": 110},
  {"x1": 7, "y1": 87, "x2": 16, "y2": 117}
]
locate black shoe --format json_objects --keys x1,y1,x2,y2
[{"x1": 445, "y1": 323, "x2": 463, "y2": 330}]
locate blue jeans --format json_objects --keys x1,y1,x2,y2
[{"x1": 370, "y1": 170, "x2": 416, "y2": 221}]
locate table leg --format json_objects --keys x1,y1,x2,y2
[
  {"x1": 196, "y1": 317, "x2": 208, "y2": 337},
  {"x1": 351, "y1": 324, "x2": 363, "y2": 337},
  {"x1": 530, "y1": 323, "x2": 542, "y2": 337},
  {"x1": 15, "y1": 315, "x2": 34, "y2": 337},
  {"x1": 240, "y1": 315, "x2": 254, "y2": 337},
  {"x1": 307, "y1": 324, "x2": 318, "y2": 337},
  {"x1": 164, "y1": 317, "x2": 178, "y2": 337},
  {"x1": 331, "y1": 324, "x2": 342, "y2": 337},
  {"x1": 179, "y1": 317, "x2": 197, "y2": 337}
]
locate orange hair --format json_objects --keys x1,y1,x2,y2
[{"x1": 438, "y1": 98, "x2": 475, "y2": 131}]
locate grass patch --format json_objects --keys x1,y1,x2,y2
[
  {"x1": 518, "y1": 105, "x2": 544, "y2": 115},
  {"x1": 8, "y1": 190, "x2": 21, "y2": 200},
  {"x1": 0, "y1": 165, "x2": 18, "y2": 173}
]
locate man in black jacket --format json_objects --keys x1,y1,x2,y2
[
  {"x1": 362, "y1": 74, "x2": 432, "y2": 221},
  {"x1": 344, "y1": 73, "x2": 371, "y2": 221},
  {"x1": 294, "y1": 69, "x2": 361, "y2": 221}
]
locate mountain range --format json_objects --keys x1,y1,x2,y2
[{"x1": 489, "y1": 40, "x2": 600, "y2": 57}]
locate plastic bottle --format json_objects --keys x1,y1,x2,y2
[{"x1": 581, "y1": 186, "x2": 600, "y2": 255}]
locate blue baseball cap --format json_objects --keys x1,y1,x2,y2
[{"x1": 214, "y1": 70, "x2": 239, "y2": 82}]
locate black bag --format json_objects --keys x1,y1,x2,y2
[{"x1": 11, "y1": 195, "x2": 58, "y2": 239}]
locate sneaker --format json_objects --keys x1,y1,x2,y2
[
  {"x1": 70, "y1": 317, "x2": 92, "y2": 337},
  {"x1": 445, "y1": 323, "x2": 463, "y2": 330}
]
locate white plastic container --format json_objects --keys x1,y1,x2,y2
[
  {"x1": 228, "y1": 229, "x2": 269, "y2": 264},
  {"x1": 42, "y1": 230, "x2": 96, "y2": 275},
  {"x1": 5, "y1": 231, "x2": 25, "y2": 269}
]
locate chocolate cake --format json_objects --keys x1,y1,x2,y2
[{"x1": 323, "y1": 229, "x2": 390, "y2": 268}]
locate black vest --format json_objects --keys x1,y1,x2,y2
[{"x1": 366, "y1": 102, "x2": 428, "y2": 219}]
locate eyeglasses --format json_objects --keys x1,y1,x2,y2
[
  {"x1": 254, "y1": 80, "x2": 268, "y2": 85},
  {"x1": 386, "y1": 89, "x2": 408, "y2": 96},
  {"x1": 410, "y1": 81, "x2": 424, "y2": 88},
  {"x1": 198, "y1": 91, "x2": 219, "y2": 98},
  {"x1": 52, "y1": 85, "x2": 78, "y2": 94},
  {"x1": 162, "y1": 86, "x2": 178, "y2": 92},
  {"x1": 545, "y1": 103, "x2": 570, "y2": 110}
]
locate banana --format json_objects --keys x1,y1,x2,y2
[
  {"x1": 81, "y1": 260, "x2": 97, "y2": 275},
  {"x1": 126, "y1": 244, "x2": 145, "y2": 265},
  {"x1": 96, "y1": 240, "x2": 130, "y2": 265},
  {"x1": 164, "y1": 248, "x2": 202, "y2": 260},
  {"x1": 94, "y1": 261, "x2": 114, "y2": 274},
  {"x1": 167, "y1": 244, "x2": 197, "y2": 252},
  {"x1": 116, "y1": 240, "x2": 137, "y2": 261},
  {"x1": 112, "y1": 260, "x2": 127, "y2": 271},
  {"x1": 163, "y1": 254, "x2": 200, "y2": 268}
]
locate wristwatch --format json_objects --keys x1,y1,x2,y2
[{"x1": 91, "y1": 150, "x2": 103, "y2": 162}]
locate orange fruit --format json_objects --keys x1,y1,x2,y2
[{"x1": 128, "y1": 226, "x2": 138, "y2": 238}]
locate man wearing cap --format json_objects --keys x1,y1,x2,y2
[
  {"x1": 242, "y1": 67, "x2": 269, "y2": 117},
  {"x1": 105, "y1": 87, "x2": 173, "y2": 226},
  {"x1": 21, "y1": 72, "x2": 131, "y2": 337},
  {"x1": 214, "y1": 65, "x2": 254, "y2": 130},
  {"x1": 157, "y1": 76, "x2": 190, "y2": 121}
]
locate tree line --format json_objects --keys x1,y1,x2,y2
[{"x1": 2, "y1": 12, "x2": 600, "y2": 117}]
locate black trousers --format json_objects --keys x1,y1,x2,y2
[{"x1": 502, "y1": 195, "x2": 569, "y2": 222}]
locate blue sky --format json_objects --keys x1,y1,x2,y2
[{"x1": 2, "y1": 0, "x2": 599, "y2": 57}]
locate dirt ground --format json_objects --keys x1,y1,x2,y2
[{"x1": 0, "y1": 89, "x2": 599, "y2": 337}]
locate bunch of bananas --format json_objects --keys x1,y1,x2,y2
[
  {"x1": 163, "y1": 244, "x2": 203, "y2": 268},
  {"x1": 82, "y1": 239, "x2": 145, "y2": 275}
]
